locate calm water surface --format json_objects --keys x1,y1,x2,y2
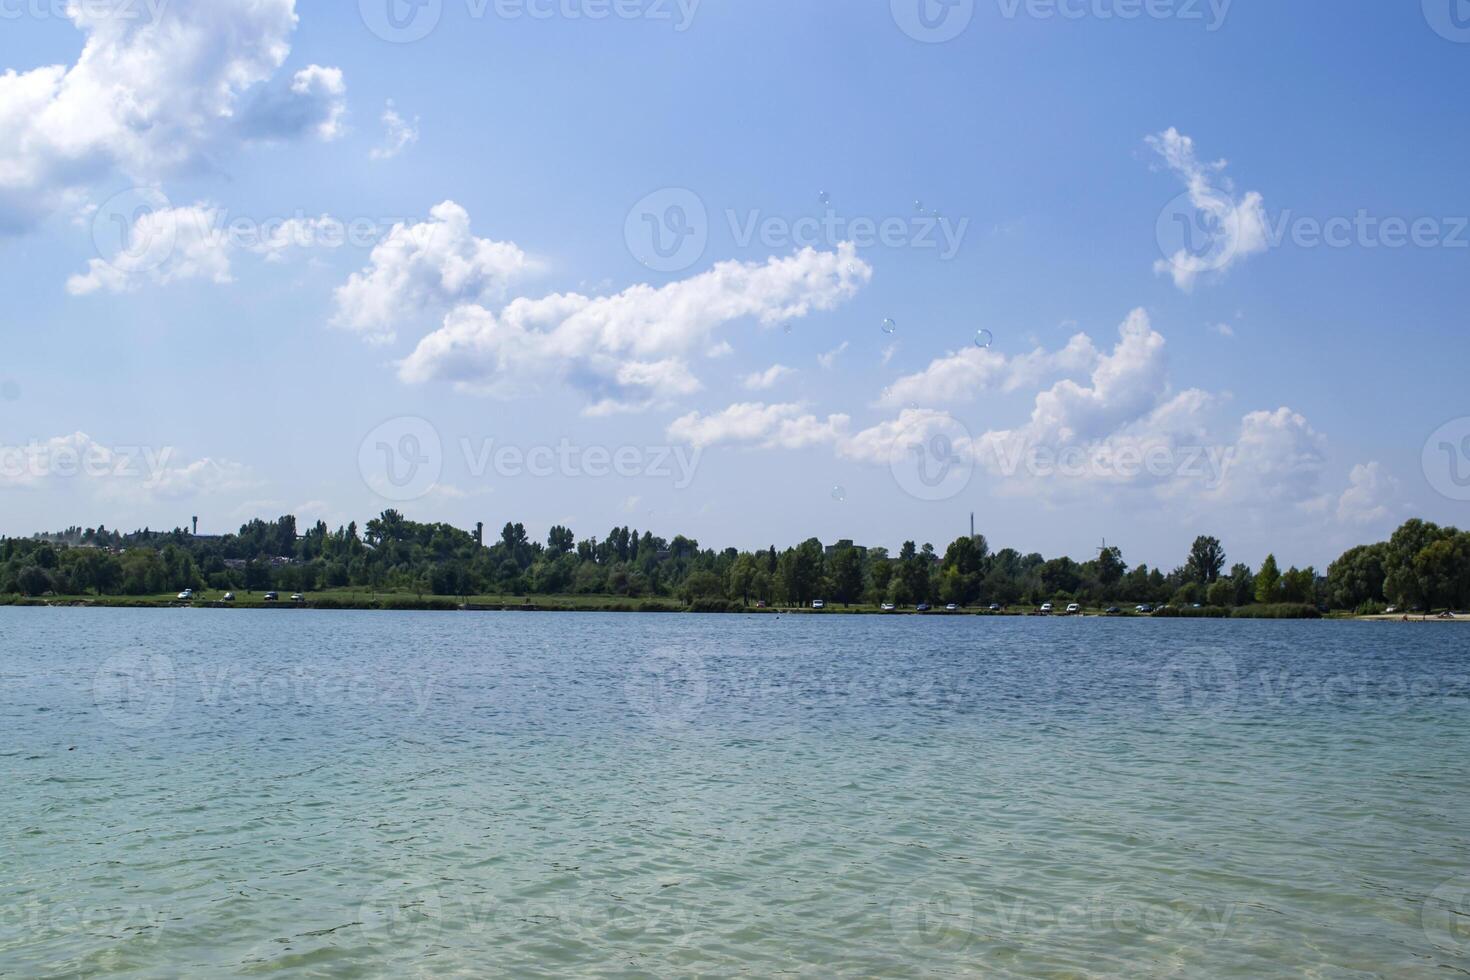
[{"x1": 2, "y1": 609, "x2": 1468, "y2": 977}]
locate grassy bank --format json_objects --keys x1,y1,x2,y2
[{"x1": 0, "y1": 591, "x2": 1354, "y2": 618}]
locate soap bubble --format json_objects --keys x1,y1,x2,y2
[
  {"x1": 831, "y1": 486, "x2": 847, "y2": 503},
  {"x1": 881, "y1": 318, "x2": 898, "y2": 335},
  {"x1": 975, "y1": 329, "x2": 994, "y2": 349}
]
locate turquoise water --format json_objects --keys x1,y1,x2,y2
[{"x1": 2, "y1": 609, "x2": 1469, "y2": 977}]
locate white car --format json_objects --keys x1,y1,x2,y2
[
  {"x1": 222, "y1": 593, "x2": 236, "y2": 603},
  {"x1": 945, "y1": 603, "x2": 959, "y2": 612},
  {"x1": 1066, "y1": 603, "x2": 1081, "y2": 615},
  {"x1": 811, "y1": 600, "x2": 825, "y2": 610},
  {"x1": 1040, "y1": 603, "x2": 1053, "y2": 614},
  {"x1": 880, "y1": 603, "x2": 896, "y2": 611},
  {"x1": 177, "y1": 589, "x2": 193, "y2": 601}
]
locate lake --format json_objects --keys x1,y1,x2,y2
[{"x1": 2, "y1": 609, "x2": 1468, "y2": 976}]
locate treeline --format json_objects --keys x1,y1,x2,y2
[{"x1": 1, "y1": 514, "x2": 1466, "y2": 613}]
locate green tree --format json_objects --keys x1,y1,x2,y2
[
  {"x1": 1185, "y1": 535, "x2": 1226, "y2": 584},
  {"x1": 1255, "y1": 554, "x2": 1282, "y2": 604}
]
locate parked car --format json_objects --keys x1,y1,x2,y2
[
  {"x1": 264, "y1": 592, "x2": 279, "y2": 602},
  {"x1": 1040, "y1": 603, "x2": 1053, "y2": 614},
  {"x1": 988, "y1": 603, "x2": 1001, "y2": 611},
  {"x1": 1385, "y1": 606, "x2": 1398, "y2": 614},
  {"x1": 945, "y1": 603, "x2": 958, "y2": 612},
  {"x1": 1105, "y1": 606, "x2": 1121, "y2": 615},
  {"x1": 222, "y1": 593, "x2": 236, "y2": 603},
  {"x1": 176, "y1": 589, "x2": 193, "y2": 601},
  {"x1": 291, "y1": 593, "x2": 305, "y2": 603},
  {"x1": 755, "y1": 600, "x2": 767, "y2": 608},
  {"x1": 1136, "y1": 604, "x2": 1153, "y2": 613},
  {"x1": 1066, "y1": 603, "x2": 1081, "y2": 615},
  {"x1": 811, "y1": 600, "x2": 825, "y2": 610},
  {"x1": 916, "y1": 603, "x2": 932, "y2": 612},
  {"x1": 880, "y1": 603, "x2": 896, "y2": 611}
]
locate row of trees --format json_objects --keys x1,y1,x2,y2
[{"x1": 1, "y1": 516, "x2": 1464, "y2": 612}]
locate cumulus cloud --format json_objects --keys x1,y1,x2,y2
[
  {"x1": 0, "y1": 432, "x2": 254, "y2": 501},
  {"x1": 1206, "y1": 407, "x2": 1327, "y2": 507},
  {"x1": 332, "y1": 201, "x2": 535, "y2": 344},
  {"x1": 878, "y1": 333, "x2": 1099, "y2": 408},
  {"x1": 66, "y1": 203, "x2": 357, "y2": 293},
  {"x1": 1147, "y1": 127, "x2": 1269, "y2": 291},
  {"x1": 239, "y1": 65, "x2": 348, "y2": 142},
  {"x1": 1335, "y1": 461, "x2": 1399, "y2": 525},
  {"x1": 67, "y1": 203, "x2": 233, "y2": 294},
  {"x1": 676, "y1": 308, "x2": 1355, "y2": 520},
  {"x1": 0, "y1": 0, "x2": 345, "y2": 232},
  {"x1": 398, "y1": 243, "x2": 869, "y2": 411},
  {"x1": 371, "y1": 100, "x2": 420, "y2": 160},
  {"x1": 667, "y1": 402, "x2": 851, "y2": 451},
  {"x1": 742, "y1": 364, "x2": 795, "y2": 390}
]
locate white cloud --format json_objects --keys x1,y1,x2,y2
[
  {"x1": 399, "y1": 243, "x2": 869, "y2": 410},
  {"x1": 241, "y1": 65, "x2": 347, "y2": 142},
  {"x1": 65, "y1": 205, "x2": 357, "y2": 293},
  {"x1": 67, "y1": 203, "x2": 233, "y2": 294},
  {"x1": 370, "y1": 100, "x2": 420, "y2": 160},
  {"x1": 817, "y1": 341, "x2": 849, "y2": 370},
  {"x1": 667, "y1": 402, "x2": 851, "y2": 451},
  {"x1": 1147, "y1": 127, "x2": 1269, "y2": 291},
  {"x1": 1336, "y1": 461, "x2": 1398, "y2": 525},
  {"x1": 706, "y1": 341, "x2": 734, "y2": 359},
  {"x1": 742, "y1": 364, "x2": 795, "y2": 390},
  {"x1": 0, "y1": 432, "x2": 254, "y2": 502},
  {"x1": 0, "y1": 0, "x2": 345, "y2": 232},
  {"x1": 1211, "y1": 322, "x2": 1235, "y2": 338},
  {"x1": 879, "y1": 333, "x2": 1099, "y2": 408},
  {"x1": 1207, "y1": 407, "x2": 1327, "y2": 508},
  {"x1": 332, "y1": 201, "x2": 535, "y2": 344}
]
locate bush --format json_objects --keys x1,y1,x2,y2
[
  {"x1": 688, "y1": 598, "x2": 740, "y2": 614},
  {"x1": 1231, "y1": 603, "x2": 1321, "y2": 620},
  {"x1": 637, "y1": 600, "x2": 681, "y2": 613},
  {"x1": 1153, "y1": 605, "x2": 1231, "y2": 618}
]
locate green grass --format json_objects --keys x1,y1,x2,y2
[{"x1": 0, "y1": 591, "x2": 1332, "y2": 619}]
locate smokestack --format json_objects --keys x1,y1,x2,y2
[{"x1": 970, "y1": 513, "x2": 975, "y2": 540}]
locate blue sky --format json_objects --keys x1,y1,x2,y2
[{"x1": 0, "y1": 0, "x2": 1466, "y2": 570}]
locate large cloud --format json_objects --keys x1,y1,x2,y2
[
  {"x1": 0, "y1": 0, "x2": 345, "y2": 232},
  {"x1": 398, "y1": 243, "x2": 870, "y2": 413},
  {"x1": 332, "y1": 201, "x2": 535, "y2": 344}
]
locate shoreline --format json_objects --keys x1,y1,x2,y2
[{"x1": 3, "y1": 595, "x2": 1461, "y2": 621}]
